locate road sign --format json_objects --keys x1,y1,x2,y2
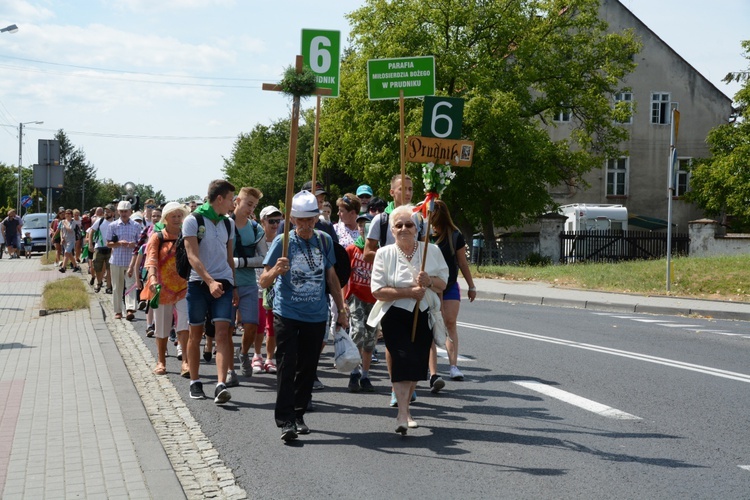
[
  {"x1": 38, "y1": 139, "x2": 60, "y2": 166},
  {"x1": 367, "y1": 56, "x2": 435, "y2": 100},
  {"x1": 421, "y1": 96, "x2": 464, "y2": 139},
  {"x1": 406, "y1": 136, "x2": 474, "y2": 167},
  {"x1": 301, "y1": 29, "x2": 341, "y2": 98},
  {"x1": 21, "y1": 195, "x2": 32, "y2": 208}
]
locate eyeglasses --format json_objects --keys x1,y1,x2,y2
[
  {"x1": 267, "y1": 219, "x2": 281, "y2": 225},
  {"x1": 145, "y1": 204, "x2": 156, "y2": 209},
  {"x1": 394, "y1": 222, "x2": 415, "y2": 229}
]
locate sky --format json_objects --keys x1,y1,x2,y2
[{"x1": 0, "y1": 0, "x2": 747, "y2": 204}]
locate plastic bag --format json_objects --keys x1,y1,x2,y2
[{"x1": 333, "y1": 327, "x2": 361, "y2": 373}]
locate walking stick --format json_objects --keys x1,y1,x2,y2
[{"x1": 411, "y1": 207, "x2": 432, "y2": 342}]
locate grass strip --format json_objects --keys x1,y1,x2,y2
[{"x1": 43, "y1": 277, "x2": 89, "y2": 311}]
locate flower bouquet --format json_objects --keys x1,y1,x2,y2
[{"x1": 415, "y1": 162, "x2": 456, "y2": 217}]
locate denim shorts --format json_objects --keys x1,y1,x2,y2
[
  {"x1": 187, "y1": 280, "x2": 234, "y2": 325},
  {"x1": 232, "y1": 285, "x2": 259, "y2": 326}
]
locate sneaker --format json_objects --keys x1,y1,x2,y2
[
  {"x1": 411, "y1": 391, "x2": 417, "y2": 402},
  {"x1": 105, "y1": 287, "x2": 113, "y2": 294},
  {"x1": 312, "y1": 378, "x2": 324, "y2": 391},
  {"x1": 294, "y1": 416, "x2": 310, "y2": 435},
  {"x1": 94, "y1": 283, "x2": 102, "y2": 293},
  {"x1": 138, "y1": 300, "x2": 148, "y2": 311},
  {"x1": 371, "y1": 352, "x2": 379, "y2": 364},
  {"x1": 450, "y1": 366, "x2": 464, "y2": 381},
  {"x1": 125, "y1": 311, "x2": 135, "y2": 321},
  {"x1": 225, "y1": 370, "x2": 239, "y2": 388},
  {"x1": 239, "y1": 352, "x2": 253, "y2": 377},
  {"x1": 280, "y1": 421, "x2": 298, "y2": 442},
  {"x1": 214, "y1": 383, "x2": 231, "y2": 405},
  {"x1": 389, "y1": 391, "x2": 398, "y2": 407},
  {"x1": 176, "y1": 344, "x2": 183, "y2": 361},
  {"x1": 89, "y1": 276, "x2": 95, "y2": 286},
  {"x1": 169, "y1": 329, "x2": 177, "y2": 345},
  {"x1": 348, "y1": 372, "x2": 361, "y2": 392},
  {"x1": 146, "y1": 324, "x2": 155, "y2": 338},
  {"x1": 189, "y1": 381, "x2": 206, "y2": 400},
  {"x1": 252, "y1": 356, "x2": 264, "y2": 374},
  {"x1": 359, "y1": 377, "x2": 375, "y2": 392},
  {"x1": 264, "y1": 360, "x2": 277, "y2": 374},
  {"x1": 58, "y1": 267, "x2": 66, "y2": 273},
  {"x1": 430, "y1": 375, "x2": 445, "y2": 394},
  {"x1": 203, "y1": 348, "x2": 212, "y2": 363}
]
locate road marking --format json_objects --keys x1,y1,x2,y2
[
  {"x1": 660, "y1": 323, "x2": 703, "y2": 328},
  {"x1": 512, "y1": 380, "x2": 641, "y2": 420},
  {"x1": 457, "y1": 321, "x2": 750, "y2": 384},
  {"x1": 435, "y1": 347, "x2": 473, "y2": 362},
  {"x1": 739, "y1": 465, "x2": 750, "y2": 472}
]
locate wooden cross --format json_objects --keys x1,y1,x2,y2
[{"x1": 263, "y1": 55, "x2": 331, "y2": 257}]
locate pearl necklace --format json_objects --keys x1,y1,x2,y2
[{"x1": 398, "y1": 241, "x2": 418, "y2": 261}]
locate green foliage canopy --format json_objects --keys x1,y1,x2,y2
[
  {"x1": 685, "y1": 40, "x2": 750, "y2": 229},
  {"x1": 319, "y1": 0, "x2": 640, "y2": 232}
]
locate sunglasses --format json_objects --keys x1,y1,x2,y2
[
  {"x1": 394, "y1": 222, "x2": 415, "y2": 229},
  {"x1": 267, "y1": 219, "x2": 281, "y2": 225},
  {"x1": 145, "y1": 204, "x2": 156, "y2": 209}
]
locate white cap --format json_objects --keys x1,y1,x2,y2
[
  {"x1": 259, "y1": 205, "x2": 282, "y2": 220},
  {"x1": 290, "y1": 190, "x2": 319, "y2": 218},
  {"x1": 117, "y1": 200, "x2": 132, "y2": 211}
]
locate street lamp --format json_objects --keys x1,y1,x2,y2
[
  {"x1": 1, "y1": 24, "x2": 18, "y2": 33},
  {"x1": 18, "y1": 121, "x2": 44, "y2": 214}
]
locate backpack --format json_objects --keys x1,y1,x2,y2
[
  {"x1": 379, "y1": 211, "x2": 425, "y2": 247},
  {"x1": 315, "y1": 230, "x2": 351, "y2": 288},
  {"x1": 232, "y1": 215, "x2": 260, "y2": 260},
  {"x1": 175, "y1": 214, "x2": 232, "y2": 280}
]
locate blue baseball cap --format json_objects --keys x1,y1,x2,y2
[{"x1": 356, "y1": 185, "x2": 374, "y2": 197}]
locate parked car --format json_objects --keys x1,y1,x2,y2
[{"x1": 21, "y1": 213, "x2": 55, "y2": 255}]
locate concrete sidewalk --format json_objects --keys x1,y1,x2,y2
[
  {"x1": 0, "y1": 256, "x2": 186, "y2": 499},
  {"x1": 459, "y1": 276, "x2": 750, "y2": 321}
]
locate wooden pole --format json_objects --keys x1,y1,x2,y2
[
  {"x1": 399, "y1": 89, "x2": 406, "y2": 206},
  {"x1": 411, "y1": 208, "x2": 432, "y2": 342},
  {"x1": 311, "y1": 94, "x2": 321, "y2": 188}
]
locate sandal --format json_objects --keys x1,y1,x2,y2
[
  {"x1": 180, "y1": 367, "x2": 191, "y2": 378},
  {"x1": 153, "y1": 365, "x2": 167, "y2": 375}
]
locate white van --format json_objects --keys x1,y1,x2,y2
[{"x1": 559, "y1": 204, "x2": 628, "y2": 232}]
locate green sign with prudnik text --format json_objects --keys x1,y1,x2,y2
[
  {"x1": 301, "y1": 29, "x2": 341, "y2": 97},
  {"x1": 367, "y1": 56, "x2": 435, "y2": 100}
]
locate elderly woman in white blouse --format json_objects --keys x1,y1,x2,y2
[{"x1": 368, "y1": 204, "x2": 448, "y2": 435}]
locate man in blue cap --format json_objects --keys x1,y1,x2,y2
[{"x1": 356, "y1": 185, "x2": 373, "y2": 214}]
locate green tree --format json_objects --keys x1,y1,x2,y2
[
  {"x1": 223, "y1": 109, "x2": 357, "y2": 209},
  {"x1": 55, "y1": 130, "x2": 100, "y2": 211},
  {"x1": 319, "y1": 0, "x2": 640, "y2": 238},
  {"x1": 686, "y1": 40, "x2": 750, "y2": 230}
]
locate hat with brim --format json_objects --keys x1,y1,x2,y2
[
  {"x1": 160, "y1": 201, "x2": 190, "y2": 223},
  {"x1": 291, "y1": 190, "x2": 320, "y2": 218},
  {"x1": 302, "y1": 180, "x2": 327, "y2": 196},
  {"x1": 117, "y1": 200, "x2": 132, "y2": 211},
  {"x1": 356, "y1": 184, "x2": 373, "y2": 197},
  {"x1": 259, "y1": 205, "x2": 282, "y2": 220},
  {"x1": 356, "y1": 213, "x2": 373, "y2": 223}
]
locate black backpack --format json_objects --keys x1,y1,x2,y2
[
  {"x1": 314, "y1": 230, "x2": 351, "y2": 288},
  {"x1": 175, "y1": 214, "x2": 232, "y2": 280}
]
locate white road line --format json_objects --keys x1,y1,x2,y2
[
  {"x1": 631, "y1": 318, "x2": 674, "y2": 323},
  {"x1": 687, "y1": 330, "x2": 743, "y2": 336},
  {"x1": 660, "y1": 323, "x2": 703, "y2": 328},
  {"x1": 457, "y1": 321, "x2": 750, "y2": 384},
  {"x1": 435, "y1": 347, "x2": 473, "y2": 362},
  {"x1": 738, "y1": 465, "x2": 750, "y2": 472},
  {"x1": 512, "y1": 380, "x2": 641, "y2": 420}
]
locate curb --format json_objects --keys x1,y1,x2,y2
[{"x1": 83, "y1": 274, "x2": 248, "y2": 500}]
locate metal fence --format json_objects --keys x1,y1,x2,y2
[{"x1": 559, "y1": 230, "x2": 690, "y2": 264}]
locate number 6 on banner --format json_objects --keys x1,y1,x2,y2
[
  {"x1": 422, "y1": 96, "x2": 464, "y2": 140},
  {"x1": 301, "y1": 29, "x2": 341, "y2": 98}
]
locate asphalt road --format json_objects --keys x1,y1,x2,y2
[{"x1": 135, "y1": 299, "x2": 750, "y2": 499}]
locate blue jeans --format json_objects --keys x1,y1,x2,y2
[{"x1": 186, "y1": 280, "x2": 234, "y2": 325}]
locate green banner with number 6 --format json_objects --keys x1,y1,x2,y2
[
  {"x1": 421, "y1": 96, "x2": 464, "y2": 140},
  {"x1": 301, "y1": 29, "x2": 341, "y2": 98}
]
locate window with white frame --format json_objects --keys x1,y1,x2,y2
[
  {"x1": 554, "y1": 108, "x2": 571, "y2": 122},
  {"x1": 606, "y1": 157, "x2": 629, "y2": 196},
  {"x1": 614, "y1": 92, "x2": 633, "y2": 124},
  {"x1": 651, "y1": 92, "x2": 671, "y2": 124},
  {"x1": 675, "y1": 157, "x2": 691, "y2": 197}
]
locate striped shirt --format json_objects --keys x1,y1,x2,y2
[{"x1": 106, "y1": 218, "x2": 143, "y2": 267}]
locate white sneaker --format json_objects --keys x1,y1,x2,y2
[{"x1": 449, "y1": 366, "x2": 464, "y2": 381}]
